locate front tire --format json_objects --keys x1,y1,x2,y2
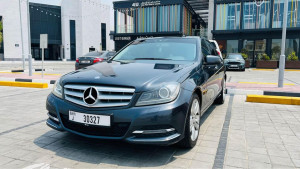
[{"x1": 177, "y1": 94, "x2": 201, "y2": 148}]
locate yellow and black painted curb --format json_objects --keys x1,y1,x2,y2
[
  {"x1": 0, "y1": 81, "x2": 49, "y2": 88},
  {"x1": 246, "y1": 95, "x2": 300, "y2": 105}
]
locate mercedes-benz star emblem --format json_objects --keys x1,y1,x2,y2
[{"x1": 83, "y1": 87, "x2": 98, "y2": 105}]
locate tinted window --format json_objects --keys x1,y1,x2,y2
[
  {"x1": 108, "y1": 52, "x2": 116, "y2": 56},
  {"x1": 113, "y1": 39, "x2": 197, "y2": 61},
  {"x1": 84, "y1": 52, "x2": 104, "y2": 57},
  {"x1": 201, "y1": 39, "x2": 210, "y2": 57},
  {"x1": 226, "y1": 54, "x2": 243, "y2": 59}
]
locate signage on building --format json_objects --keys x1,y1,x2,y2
[
  {"x1": 115, "y1": 36, "x2": 132, "y2": 41},
  {"x1": 132, "y1": 1, "x2": 161, "y2": 7}
]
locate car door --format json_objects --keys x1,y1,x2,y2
[{"x1": 201, "y1": 39, "x2": 220, "y2": 111}]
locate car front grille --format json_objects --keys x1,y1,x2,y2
[
  {"x1": 60, "y1": 113, "x2": 130, "y2": 137},
  {"x1": 64, "y1": 84, "x2": 135, "y2": 108}
]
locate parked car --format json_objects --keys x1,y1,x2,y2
[
  {"x1": 47, "y1": 37, "x2": 226, "y2": 148},
  {"x1": 75, "y1": 51, "x2": 116, "y2": 70},
  {"x1": 224, "y1": 53, "x2": 246, "y2": 71},
  {"x1": 209, "y1": 40, "x2": 222, "y2": 59}
]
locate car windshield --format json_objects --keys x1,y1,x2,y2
[
  {"x1": 226, "y1": 54, "x2": 243, "y2": 60},
  {"x1": 113, "y1": 38, "x2": 197, "y2": 61}
]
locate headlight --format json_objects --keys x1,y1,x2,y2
[
  {"x1": 136, "y1": 82, "x2": 180, "y2": 106},
  {"x1": 52, "y1": 78, "x2": 63, "y2": 98}
]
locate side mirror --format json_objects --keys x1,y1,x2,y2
[{"x1": 204, "y1": 55, "x2": 222, "y2": 65}]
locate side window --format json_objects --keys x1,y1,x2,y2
[
  {"x1": 210, "y1": 43, "x2": 218, "y2": 56},
  {"x1": 201, "y1": 39, "x2": 210, "y2": 58}
]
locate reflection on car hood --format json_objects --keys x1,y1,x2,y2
[{"x1": 61, "y1": 61, "x2": 195, "y2": 92}]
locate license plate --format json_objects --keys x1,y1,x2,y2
[
  {"x1": 69, "y1": 111, "x2": 110, "y2": 126},
  {"x1": 80, "y1": 60, "x2": 90, "y2": 64},
  {"x1": 230, "y1": 65, "x2": 238, "y2": 67}
]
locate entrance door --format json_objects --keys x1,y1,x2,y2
[{"x1": 243, "y1": 39, "x2": 266, "y2": 67}]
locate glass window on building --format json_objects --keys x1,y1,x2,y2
[
  {"x1": 273, "y1": 0, "x2": 300, "y2": 28},
  {"x1": 271, "y1": 39, "x2": 299, "y2": 60},
  {"x1": 243, "y1": 1, "x2": 271, "y2": 29},
  {"x1": 116, "y1": 9, "x2": 136, "y2": 33},
  {"x1": 227, "y1": 40, "x2": 239, "y2": 53},
  {"x1": 215, "y1": 3, "x2": 241, "y2": 30},
  {"x1": 158, "y1": 5, "x2": 181, "y2": 33}
]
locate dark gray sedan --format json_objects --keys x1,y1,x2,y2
[
  {"x1": 224, "y1": 53, "x2": 246, "y2": 71},
  {"x1": 75, "y1": 51, "x2": 116, "y2": 70}
]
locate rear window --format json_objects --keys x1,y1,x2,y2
[{"x1": 84, "y1": 52, "x2": 104, "y2": 57}]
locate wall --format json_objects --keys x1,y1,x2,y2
[
  {"x1": 207, "y1": 0, "x2": 214, "y2": 40},
  {"x1": 0, "y1": 0, "x2": 114, "y2": 61},
  {"x1": 0, "y1": 0, "x2": 30, "y2": 61},
  {"x1": 61, "y1": 0, "x2": 114, "y2": 60}
]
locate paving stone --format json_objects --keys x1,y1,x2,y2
[
  {"x1": 193, "y1": 152, "x2": 215, "y2": 163},
  {"x1": 225, "y1": 157, "x2": 248, "y2": 168},
  {"x1": 189, "y1": 160, "x2": 213, "y2": 169},
  {"x1": 226, "y1": 150, "x2": 247, "y2": 160},
  {"x1": 248, "y1": 161, "x2": 272, "y2": 169},
  {"x1": 269, "y1": 156, "x2": 294, "y2": 167},
  {"x1": 248, "y1": 153, "x2": 270, "y2": 163}
]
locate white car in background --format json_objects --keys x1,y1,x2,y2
[{"x1": 209, "y1": 40, "x2": 223, "y2": 59}]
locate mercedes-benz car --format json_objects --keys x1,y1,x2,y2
[
  {"x1": 224, "y1": 53, "x2": 245, "y2": 71},
  {"x1": 46, "y1": 37, "x2": 226, "y2": 148}
]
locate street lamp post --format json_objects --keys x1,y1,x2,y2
[
  {"x1": 278, "y1": 0, "x2": 288, "y2": 87},
  {"x1": 18, "y1": 0, "x2": 25, "y2": 70},
  {"x1": 27, "y1": 0, "x2": 32, "y2": 76}
]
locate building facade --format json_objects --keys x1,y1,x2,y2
[
  {"x1": 0, "y1": 0, "x2": 114, "y2": 61},
  {"x1": 113, "y1": 0, "x2": 207, "y2": 51},
  {"x1": 212, "y1": 0, "x2": 300, "y2": 67}
]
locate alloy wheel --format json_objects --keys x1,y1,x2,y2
[{"x1": 190, "y1": 99, "x2": 200, "y2": 141}]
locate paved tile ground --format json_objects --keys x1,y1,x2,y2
[
  {"x1": 0, "y1": 65, "x2": 299, "y2": 169},
  {"x1": 0, "y1": 87, "x2": 299, "y2": 169}
]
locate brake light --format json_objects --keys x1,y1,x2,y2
[
  {"x1": 76, "y1": 58, "x2": 79, "y2": 63},
  {"x1": 217, "y1": 51, "x2": 221, "y2": 56},
  {"x1": 93, "y1": 58, "x2": 104, "y2": 63}
]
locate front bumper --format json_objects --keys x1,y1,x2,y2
[
  {"x1": 46, "y1": 89, "x2": 192, "y2": 145},
  {"x1": 225, "y1": 64, "x2": 245, "y2": 70}
]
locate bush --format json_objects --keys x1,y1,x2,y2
[
  {"x1": 287, "y1": 52, "x2": 298, "y2": 61},
  {"x1": 241, "y1": 53, "x2": 248, "y2": 60},
  {"x1": 241, "y1": 48, "x2": 248, "y2": 54},
  {"x1": 259, "y1": 53, "x2": 270, "y2": 61}
]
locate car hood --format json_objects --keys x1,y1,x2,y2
[
  {"x1": 61, "y1": 61, "x2": 196, "y2": 92},
  {"x1": 225, "y1": 59, "x2": 245, "y2": 63}
]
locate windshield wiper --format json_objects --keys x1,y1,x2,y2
[{"x1": 134, "y1": 58, "x2": 171, "y2": 60}]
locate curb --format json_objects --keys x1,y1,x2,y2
[
  {"x1": 0, "y1": 81, "x2": 48, "y2": 88},
  {"x1": 0, "y1": 77, "x2": 56, "y2": 85},
  {"x1": 0, "y1": 68, "x2": 53, "y2": 73},
  {"x1": 246, "y1": 95, "x2": 300, "y2": 105},
  {"x1": 264, "y1": 91, "x2": 300, "y2": 97}
]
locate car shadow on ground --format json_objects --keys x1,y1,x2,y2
[{"x1": 34, "y1": 105, "x2": 217, "y2": 168}]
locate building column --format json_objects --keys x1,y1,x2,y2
[{"x1": 207, "y1": 0, "x2": 214, "y2": 40}]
